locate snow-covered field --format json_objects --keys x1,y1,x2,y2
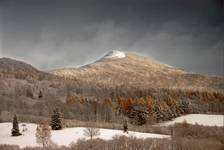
[
  {"x1": 160, "y1": 114, "x2": 224, "y2": 127},
  {"x1": 0, "y1": 123, "x2": 169, "y2": 148},
  {"x1": 1, "y1": 114, "x2": 223, "y2": 148}
]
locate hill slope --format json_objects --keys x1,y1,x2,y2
[
  {"x1": 0, "y1": 57, "x2": 58, "y2": 81},
  {"x1": 0, "y1": 52, "x2": 223, "y2": 126},
  {"x1": 51, "y1": 51, "x2": 223, "y2": 90}
]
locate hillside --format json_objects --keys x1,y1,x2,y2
[
  {"x1": 0, "y1": 57, "x2": 67, "y2": 109},
  {"x1": 0, "y1": 57, "x2": 59, "y2": 81},
  {"x1": 51, "y1": 51, "x2": 223, "y2": 91},
  {"x1": 0, "y1": 52, "x2": 223, "y2": 126}
]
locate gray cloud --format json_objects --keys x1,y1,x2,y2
[{"x1": 0, "y1": 0, "x2": 223, "y2": 75}]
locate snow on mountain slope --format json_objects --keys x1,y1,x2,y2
[
  {"x1": 50, "y1": 52, "x2": 223, "y2": 90},
  {"x1": 104, "y1": 50, "x2": 126, "y2": 58},
  {"x1": 160, "y1": 114, "x2": 224, "y2": 127},
  {"x1": 0, "y1": 123, "x2": 169, "y2": 148},
  {"x1": 50, "y1": 52, "x2": 186, "y2": 86}
]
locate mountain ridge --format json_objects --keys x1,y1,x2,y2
[
  {"x1": 50, "y1": 52, "x2": 223, "y2": 90},
  {"x1": 0, "y1": 57, "x2": 59, "y2": 81},
  {"x1": 0, "y1": 53, "x2": 223, "y2": 126},
  {"x1": 0, "y1": 52, "x2": 223, "y2": 91}
]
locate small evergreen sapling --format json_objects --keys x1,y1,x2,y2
[
  {"x1": 123, "y1": 119, "x2": 128, "y2": 133},
  {"x1": 38, "y1": 91, "x2": 43, "y2": 98},
  {"x1": 50, "y1": 108, "x2": 63, "y2": 130},
  {"x1": 11, "y1": 115, "x2": 22, "y2": 136}
]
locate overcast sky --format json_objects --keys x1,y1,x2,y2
[{"x1": 0, "y1": 0, "x2": 223, "y2": 75}]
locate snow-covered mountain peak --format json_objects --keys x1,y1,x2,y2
[{"x1": 104, "y1": 50, "x2": 126, "y2": 59}]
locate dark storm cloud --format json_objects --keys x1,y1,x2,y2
[{"x1": 0, "y1": 0, "x2": 223, "y2": 75}]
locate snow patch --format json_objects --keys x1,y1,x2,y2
[
  {"x1": 160, "y1": 114, "x2": 224, "y2": 127},
  {"x1": 0, "y1": 123, "x2": 169, "y2": 148},
  {"x1": 104, "y1": 50, "x2": 126, "y2": 59}
]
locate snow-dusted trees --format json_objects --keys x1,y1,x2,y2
[
  {"x1": 11, "y1": 115, "x2": 21, "y2": 136},
  {"x1": 83, "y1": 127, "x2": 100, "y2": 140},
  {"x1": 35, "y1": 123, "x2": 51, "y2": 147},
  {"x1": 50, "y1": 108, "x2": 63, "y2": 130},
  {"x1": 26, "y1": 88, "x2": 34, "y2": 99}
]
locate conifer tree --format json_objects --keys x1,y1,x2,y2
[
  {"x1": 50, "y1": 108, "x2": 62, "y2": 130},
  {"x1": 11, "y1": 115, "x2": 22, "y2": 136},
  {"x1": 38, "y1": 90, "x2": 43, "y2": 98},
  {"x1": 123, "y1": 119, "x2": 128, "y2": 133}
]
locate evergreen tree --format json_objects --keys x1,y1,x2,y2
[
  {"x1": 38, "y1": 91, "x2": 43, "y2": 98},
  {"x1": 50, "y1": 108, "x2": 62, "y2": 130},
  {"x1": 123, "y1": 119, "x2": 128, "y2": 133},
  {"x1": 11, "y1": 115, "x2": 21, "y2": 136}
]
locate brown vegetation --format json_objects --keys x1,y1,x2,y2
[
  {"x1": 1, "y1": 86, "x2": 223, "y2": 126},
  {"x1": 35, "y1": 123, "x2": 52, "y2": 147}
]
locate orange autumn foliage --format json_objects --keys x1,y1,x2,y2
[
  {"x1": 117, "y1": 97, "x2": 132, "y2": 111},
  {"x1": 80, "y1": 96, "x2": 86, "y2": 104},
  {"x1": 144, "y1": 96, "x2": 154, "y2": 113},
  {"x1": 66, "y1": 95, "x2": 76, "y2": 104}
]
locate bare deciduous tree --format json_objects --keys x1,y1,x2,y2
[
  {"x1": 83, "y1": 127, "x2": 100, "y2": 140},
  {"x1": 35, "y1": 123, "x2": 51, "y2": 147}
]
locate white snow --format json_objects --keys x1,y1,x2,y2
[
  {"x1": 0, "y1": 123, "x2": 169, "y2": 148},
  {"x1": 2, "y1": 114, "x2": 222, "y2": 148},
  {"x1": 104, "y1": 50, "x2": 126, "y2": 59},
  {"x1": 160, "y1": 114, "x2": 224, "y2": 127}
]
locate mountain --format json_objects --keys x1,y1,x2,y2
[
  {"x1": 0, "y1": 57, "x2": 65, "y2": 104},
  {"x1": 51, "y1": 51, "x2": 223, "y2": 91},
  {"x1": 0, "y1": 57, "x2": 58, "y2": 81},
  {"x1": 0, "y1": 52, "x2": 223, "y2": 126}
]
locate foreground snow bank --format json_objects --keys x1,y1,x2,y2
[
  {"x1": 0, "y1": 123, "x2": 169, "y2": 148},
  {"x1": 160, "y1": 114, "x2": 224, "y2": 127}
]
